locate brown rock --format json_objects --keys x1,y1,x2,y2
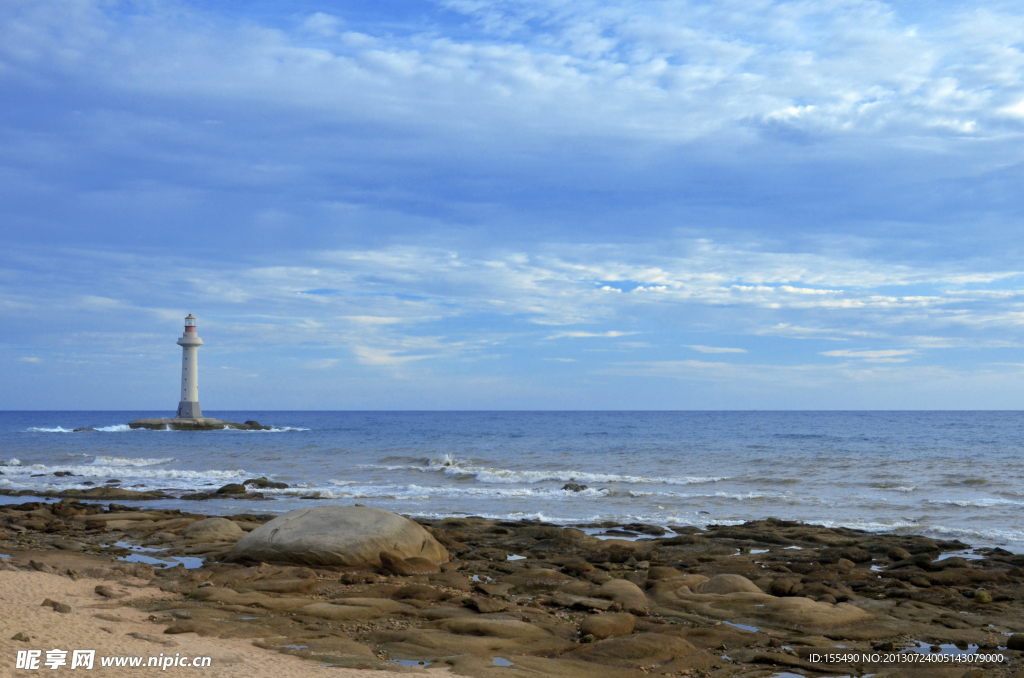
[
  {"x1": 379, "y1": 552, "x2": 440, "y2": 575},
  {"x1": 579, "y1": 613, "x2": 635, "y2": 640},
  {"x1": 570, "y1": 633, "x2": 698, "y2": 667},
  {"x1": 769, "y1": 578, "x2": 803, "y2": 596},
  {"x1": 596, "y1": 579, "x2": 648, "y2": 614},
  {"x1": 695, "y1": 574, "x2": 763, "y2": 594},
  {"x1": 41, "y1": 599, "x2": 71, "y2": 613},
  {"x1": 94, "y1": 585, "x2": 127, "y2": 599}
]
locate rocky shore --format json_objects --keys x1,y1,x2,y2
[{"x1": 2, "y1": 498, "x2": 1023, "y2": 678}]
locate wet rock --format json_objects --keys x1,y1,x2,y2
[
  {"x1": 53, "y1": 471, "x2": 75, "y2": 477},
  {"x1": 227, "y1": 506, "x2": 448, "y2": 568},
  {"x1": 975, "y1": 588, "x2": 993, "y2": 604},
  {"x1": 1007, "y1": 634, "x2": 1024, "y2": 651},
  {"x1": 562, "y1": 483, "x2": 588, "y2": 492},
  {"x1": 579, "y1": 612, "x2": 635, "y2": 640},
  {"x1": 182, "y1": 517, "x2": 245, "y2": 541},
  {"x1": 215, "y1": 483, "x2": 247, "y2": 495},
  {"x1": 887, "y1": 546, "x2": 912, "y2": 560},
  {"x1": 243, "y1": 477, "x2": 289, "y2": 489}
]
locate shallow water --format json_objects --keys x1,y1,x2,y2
[{"x1": 2, "y1": 411, "x2": 1024, "y2": 551}]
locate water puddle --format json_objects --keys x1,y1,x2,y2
[
  {"x1": 107, "y1": 541, "x2": 204, "y2": 569},
  {"x1": 870, "y1": 565, "x2": 884, "y2": 571},
  {"x1": 722, "y1": 621, "x2": 759, "y2": 632},
  {"x1": 784, "y1": 546, "x2": 803, "y2": 550},
  {"x1": 115, "y1": 541, "x2": 162, "y2": 553},
  {"x1": 0, "y1": 554, "x2": 10, "y2": 559},
  {"x1": 902, "y1": 641, "x2": 979, "y2": 656},
  {"x1": 391, "y1": 659, "x2": 431, "y2": 667},
  {"x1": 507, "y1": 554, "x2": 526, "y2": 561},
  {"x1": 750, "y1": 549, "x2": 770, "y2": 554},
  {"x1": 492, "y1": 657, "x2": 514, "y2": 667},
  {"x1": 118, "y1": 553, "x2": 204, "y2": 569},
  {"x1": 578, "y1": 527, "x2": 655, "y2": 542},
  {"x1": 282, "y1": 645, "x2": 308, "y2": 651},
  {"x1": 936, "y1": 550, "x2": 984, "y2": 561},
  {"x1": 471, "y1": 574, "x2": 492, "y2": 583}
]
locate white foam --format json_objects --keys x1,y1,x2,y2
[
  {"x1": 94, "y1": 424, "x2": 132, "y2": 432},
  {"x1": 91, "y1": 456, "x2": 175, "y2": 467},
  {"x1": 365, "y1": 455, "x2": 728, "y2": 486},
  {"x1": 926, "y1": 497, "x2": 1024, "y2": 507},
  {"x1": 267, "y1": 483, "x2": 610, "y2": 501},
  {"x1": 26, "y1": 427, "x2": 73, "y2": 433},
  {"x1": 0, "y1": 462, "x2": 247, "y2": 489}
]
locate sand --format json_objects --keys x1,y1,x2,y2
[{"x1": 0, "y1": 570, "x2": 447, "y2": 677}]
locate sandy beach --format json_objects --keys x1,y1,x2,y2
[{"x1": 0, "y1": 568, "x2": 448, "y2": 678}]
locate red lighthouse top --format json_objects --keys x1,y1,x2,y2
[{"x1": 184, "y1": 314, "x2": 196, "y2": 332}]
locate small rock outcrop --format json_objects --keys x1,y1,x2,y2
[
  {"x1": 227, "y1": 506, "x2": 448, "y2": 567},
  {"x1": 128, "y1": 418, "x2": 273, "y2": 431}
]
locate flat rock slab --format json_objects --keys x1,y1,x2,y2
[
  {"x1": 128, "y1": 418, "x2": 273, "y2": 431},
  {"x1": 227, "y1": 505, "x2": 449, "y2": 568}
]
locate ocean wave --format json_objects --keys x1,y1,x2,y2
[
  {"x1": 872, "y1": 483, "x2": 917, "y2": 492},
  {"x1": 925, "y1": 497, "x2": 1024, "y2": 508},
  {"x1": 0, "y1": 463, "x2": 246, "y2": 485},
  {"x1": 26, "y1": 427, "x2": 75, "y2": 433},
  {"x1": 91, "y1": 456, "x2": 175, "y2": 467},
  {"x1": 95, "y1": 425, "x2": 132, "y2": 432},
  {"x1": 265, "y1": 483, "x2": 611, "y2": 501},
  {"x1": 364, "y1": 454, "x2": 728, "y2": 486}
]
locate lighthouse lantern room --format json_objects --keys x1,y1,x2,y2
[{"x1": 175, "y1": 314, "x2": 204, "y2": 420}]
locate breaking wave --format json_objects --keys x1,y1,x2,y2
[
  {"x1": 365, "y1": 454, "x2": 728, "y2": 486},
  {"x1": 91, "y1": 456, "x2": 174, "y2": 467}
]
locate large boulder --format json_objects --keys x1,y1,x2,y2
[{"x1": 226, "y1": 506, "x2": 448, "y2": 568}]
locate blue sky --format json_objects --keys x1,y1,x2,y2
[{"x1": 4, "y1": 0, "x2": 1024, "y2": 409}]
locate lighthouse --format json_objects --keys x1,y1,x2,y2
[{"x1": 175, "y1": 314, "x2": 203, "y2": 420}]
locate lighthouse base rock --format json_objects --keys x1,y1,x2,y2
[
  {"x1": 226, "y1": 506, "x2": 449, "y2": 568},
  {"x1": 128, "y1": 417, "x2": 272, "y2": 430}
]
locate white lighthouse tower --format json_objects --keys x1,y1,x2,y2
[{"x1": 175, "y1": 314, "x2": 203, "y2": 420}]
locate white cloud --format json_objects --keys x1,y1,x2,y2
[
  {"x1": 3, "y1": 0, "x2": 1024, "y2": 148},
  {"x1": 821, "y1": 349, "x2": 917, "y2": 363},
  {"x1": 302, "y1": 12, "x2": 342, "y2": 37},
  {"x1": 19, "y1": 357, "x2": 41, "y2": 363},
  {"x1": 352, "y1": 346, "x2": 431, "y2": 366},
  {"x1": 546, "y1": 331, "x2": 638, "y2": 339},
  {"x1": 687, "y1": 345, "x2": 747, "y2": 354}
]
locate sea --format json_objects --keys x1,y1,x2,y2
[{"x1": 1, "y1": 411, "x2": 1023, "y2": 552}]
